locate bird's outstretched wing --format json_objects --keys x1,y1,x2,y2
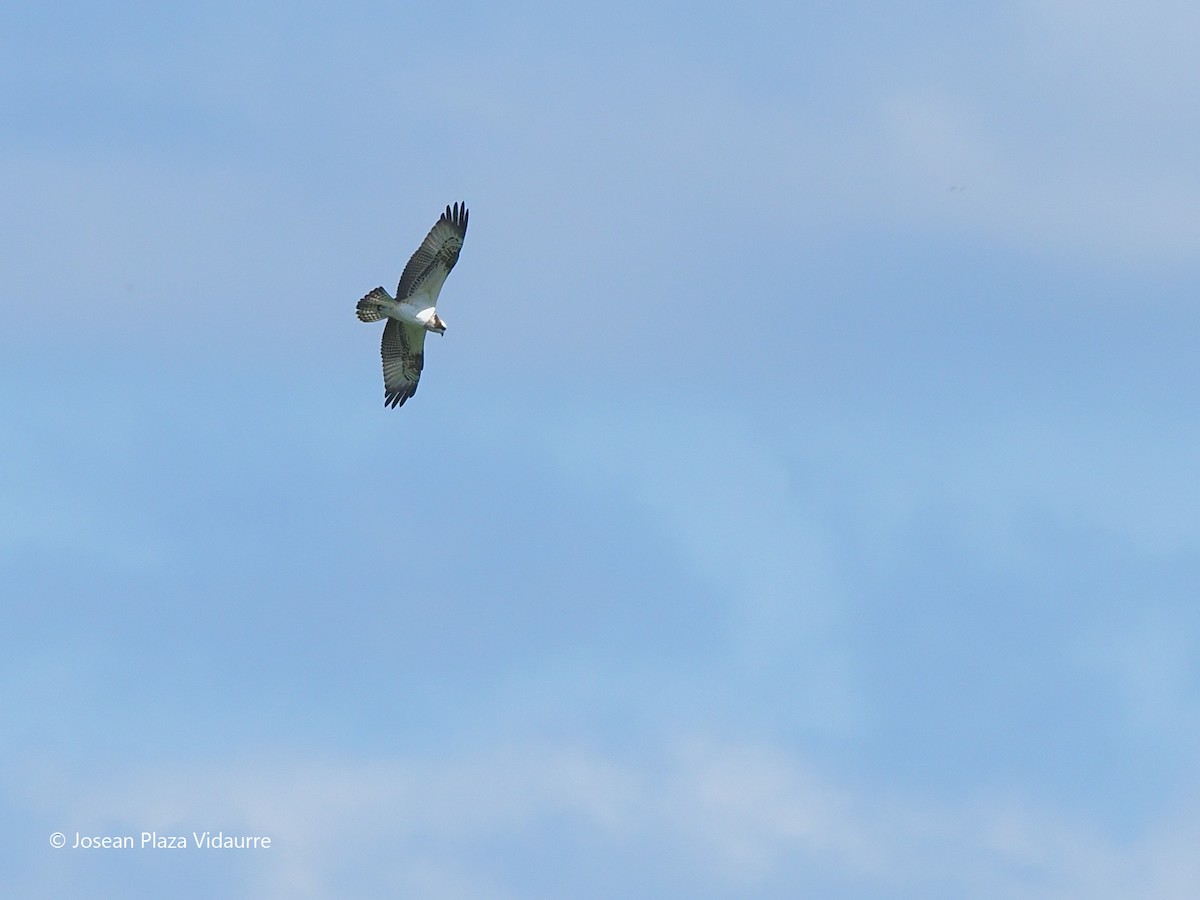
[
  {"x1": 380, "y1": 318, "x2": 427, "y2": 408},
  {"x1": 395, "y1": 202, "x2": 469, "y2": 301}
]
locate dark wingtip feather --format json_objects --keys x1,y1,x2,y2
[
  {"x1": 441, "y1": 201, "x2": 468, "y2": 235},
  {"x1": 384, "y1": 383, "x2": 418, "y2": 409}
]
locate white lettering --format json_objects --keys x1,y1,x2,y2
[
  {"x1": 192, "y1": 830, "x2": 271, "y2": 849},
  {"x1": 72, "y1": 832, "x2": 133, "y2": 849},
  {"x1": 141, "y1": 831, "x2": 187, "y2": 848}
]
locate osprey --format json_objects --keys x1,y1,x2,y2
[{"x1": 355, "y1": 202, "x2": 469, "y2": 408}]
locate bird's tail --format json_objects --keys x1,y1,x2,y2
[{"x1": 356, "y1": 287, "x2": 392, "y2": 322}]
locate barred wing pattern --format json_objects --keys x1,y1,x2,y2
[
  {"x1": 396, "y1": 202, "x2": 469, "y2": 301},
  {"x1": 355, "y1": 202, "x2": 468, "y2": 409},
  {"x1": 380, "y1": 319, "x2": 426, "y2": 409}
]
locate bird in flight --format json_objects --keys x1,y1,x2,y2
[{"x1": 355, "y1": 202, "x2": 469, "y2": 408}]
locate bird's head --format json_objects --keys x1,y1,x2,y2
[{"x1": 428, "y1": 313, "x2": 447, "y2": 335}]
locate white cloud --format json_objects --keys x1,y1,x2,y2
[
  {"x1": 1074, "y1": 612, "x2": 1200, "y2": 738},
  {"x1": 655, "y1": 739, "x2": 878, "y2": 881},
  {"x1": 874, "y1": 79, "x2": 1200, "y2": 266},
  {"x1": 19, "y1": 735, "x2": 1200, "y2": 899},
  {"x1": 481, "y1": 403, "x2": 862, "y2": 735},
  {"x1": 787, "y1": 412, "x2": 1200, "y2": 565}
]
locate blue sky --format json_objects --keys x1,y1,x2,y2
[{"x1": 4, "y1": 1, "x2": 1200, "y2": 897}]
